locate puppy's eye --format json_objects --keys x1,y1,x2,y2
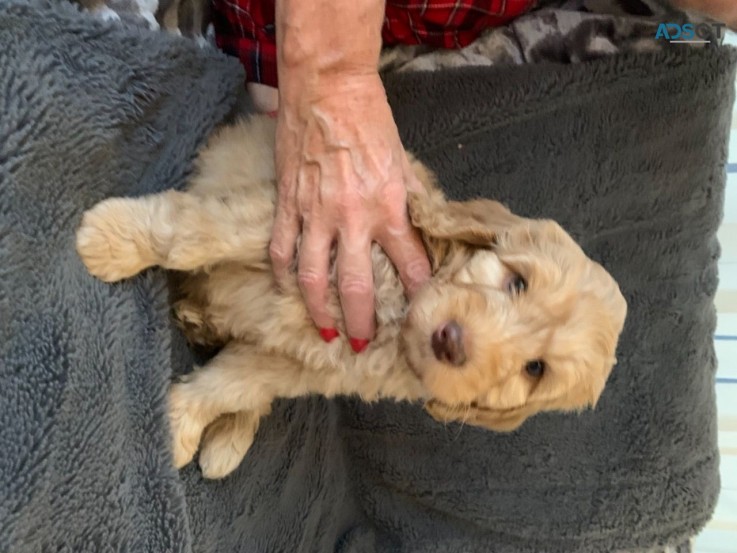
[
  {"x1": 525, "y1": 360, "x2": 545, "y2": 378},
  {"x1": 507, "y1": 274, "x2": 527, "y2": 295}
]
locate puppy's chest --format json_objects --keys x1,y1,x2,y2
[
  {"x1": 322, "y1": 244, "x2": 409, "y2": 326},
  {"x1": 200, "y1": 245, "x2": 408, "y2": 342}
]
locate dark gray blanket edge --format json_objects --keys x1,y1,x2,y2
[{"x1": 0, "y1": 1, "x2": 243, "y2": 552}]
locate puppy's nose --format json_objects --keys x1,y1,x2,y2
[{"x1": 431, "y1": 321, "x2": 466, "y2": 366}]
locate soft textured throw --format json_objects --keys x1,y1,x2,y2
[{"x1": 1, "y1": 1, "x2": 735, "y2": 552}]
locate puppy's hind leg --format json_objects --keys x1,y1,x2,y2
[
  {"x1": 197, "y1": 407, "x2": 271, "y2": 479},
  {"x1": 76, "y1": 189, "x2": 274, "y2": 282},
  {"x1": 167, "y1": 343, "x2": 304, "y2": 470}
]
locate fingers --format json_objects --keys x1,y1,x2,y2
[
  {"x1": 270, "y1": 144, "x2": 300, "y2": 286},
  {"x1": 378, "y1": 168, "x2": 432, "y2": 299},
  {"x1": 269, "y1": 203, "x2": 300, "y2": 286},
  {"x1": 336, "y1": 231, "x2": 376, "y2": 350},
  {"x1": 378, "y1": 221, "x2": 431, "y2": 299},
  {"x1": 271, "y1": 114, "x2": 300, "y2": 286},
  {"x1": 297, "y1": 220, "x2": 337, "y2": 339}
]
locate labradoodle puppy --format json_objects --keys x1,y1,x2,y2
[{"x1": 76, "y1": 115, "x2": 627, "y2": 479}]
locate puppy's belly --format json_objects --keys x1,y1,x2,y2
[
  {"x1": 177, "y1": 260, "x2": 422, "y2": 398},
  {"x1": 188, "y1": 237, "x2": 409, "y2": 335}
]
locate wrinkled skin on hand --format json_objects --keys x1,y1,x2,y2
[{"x1": 672, "y1": 0, "x2": 737, "y2": 30}]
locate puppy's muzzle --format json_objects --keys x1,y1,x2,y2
[{"x1": 431, "y1": 321, "x2": 466, "y2": 366}]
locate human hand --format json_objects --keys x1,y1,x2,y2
[
  {"x1": 269, "y1": 72, "x2": 432, "y2": 352},
  {"x1": 671, "y1": 0, "x2": 737, "y2": 29}
]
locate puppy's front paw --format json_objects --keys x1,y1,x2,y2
[
  {"x1": 198, "y1": 411, "x2": 258, "y2": 479},
  {"x1": 173, "y1": 299, "x2": 220, "y2": 348},
  {"x1": 76, "y1": 198, "x2": 154, "y2": 282},
  {"x1": 167, "y1": 383, "x2": 206, "y2": 469}
]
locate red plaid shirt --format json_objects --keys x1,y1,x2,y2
[{"x1": 211, "y1": 0, "x2": 538, "y2": 87}]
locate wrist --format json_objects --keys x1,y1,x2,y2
[
  {"x1": 278, "y1": 68, "x2": 383, "y2": 110},
  {"x1": 275, "y1": 0, "x2": 384, "y2": 99}
]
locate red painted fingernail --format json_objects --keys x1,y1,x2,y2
[
  {"x1": 349, "y1": 338, "x2": 370, "y2": 353},
  {"x1": 266, "y1": 110, "x2": 278, "y2": 118},
  {"x1": 319, "y1": 328, "x2": 339, "y2": 343}
]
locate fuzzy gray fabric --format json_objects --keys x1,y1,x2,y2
[
  {"x1": 0, "y1": 1, "x2": 242, "y2": 550},
  {"x1": 378, "y1": 0, "x2": 705, "y2": 74},
  {"x1": 1, "y1": 1, "x2": 736, "y2": 552}
]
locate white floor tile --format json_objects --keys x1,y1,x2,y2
[
  {"x1": 716, "y1": 342, "x2": 737, "y2": 380},
  {"x1": 694, "y1": 527, "x2": 737, "y2": 553},
  {"x1": 719, "y1": 263, "x2": 737, "y2": 288},
  {"x1": 717, "y1": 385, "x2": 737, "y2": 422},
  {"x1": 718, "y1": 225, "x2": 737, "y2": 263},
  {"x1": 717, "y1": 314, "x2": 737, "y2": 336},
  {"x1": 725, "y1": 31, "x2": 737, "y2": 48},
  {"x1": 722, "y1": 175, "x2": 737, "y2": 224},
  {"x1": 720, "y1": 444, "x2": 737, "y2": 491}
]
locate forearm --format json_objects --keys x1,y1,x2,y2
[
  {"x1": 275, "y1": 0, "x2": 386, "y2": 100},
  {"x1": 671, "y1": 0, "x2": 737, "y2": 28}
]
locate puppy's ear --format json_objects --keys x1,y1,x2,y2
[
  {"x1": 425, "y1": 401, "x2": 532, "y2": 433},
  {"x1": 472, "y1": 410, "x2": 530, "y2": 433},
  {"x1": 407, "y1": 190, "x2": 524, "y2": 247},
  {"x1": 406, "y1": 158, "x2": 525, "y2": 246}
]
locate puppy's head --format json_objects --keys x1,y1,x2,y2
[{"x1": 402, "y1": 179, "x2": 627, "y2": 432}]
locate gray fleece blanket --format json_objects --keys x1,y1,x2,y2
[{"x1": 1, "y1": 1, "x2": 736, "y2": 552}]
